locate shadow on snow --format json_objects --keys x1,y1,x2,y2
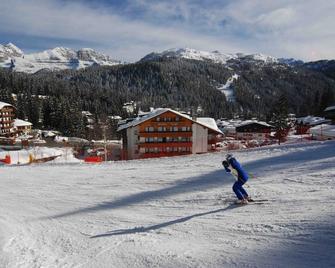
[
  {"x1": 46, "y1": 142, "x2": 335, "y2": 220},
  {"x1": 90, "y1": 204, "x2": 238, "y2": 238}
]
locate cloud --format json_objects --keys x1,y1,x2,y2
[{"x1": 0, "y1": 0, "x2": 335, "y2": 61}]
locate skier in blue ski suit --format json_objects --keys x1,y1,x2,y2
[{"x1": 222, "y1": 154, "x2": 251, "y2": 203}]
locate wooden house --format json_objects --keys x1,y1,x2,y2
[
  {"x1": 117, "y1": 108, "x2": 222, "y2": 160},
  {"x1": 235, "y1": 121, "x2": 273, "y2": 141},
  {"x1": 0, "y1": 101, "x2": 16, "y2": 137}
]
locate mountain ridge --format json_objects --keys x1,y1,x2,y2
[{"x1": 0, "y1": 43, "x2": 121, "y2": 73}]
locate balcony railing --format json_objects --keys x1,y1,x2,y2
[
  {"x1": 140, "y1": 151, "x2": 191, "y2": 159},
  {"x1": 139, "y1": 131, "x2": 192, "y2": 138},
  {"x1": 139, "y1": 142, "x2": 192, "y2": 148}
]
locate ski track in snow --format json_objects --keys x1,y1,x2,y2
[{"x1": 0, "y1": 141, "x2": 335, "y2": 267}]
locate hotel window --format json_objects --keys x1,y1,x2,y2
[
  {"x1": 175, "y1": 116, "x2": 180, "y2": 122},
  {"x1": 173, "y1": 126, "x2": 178, "y2": 132},
  {"x1": 146, "y1": 137, "x2": 155, "y2": 143},
  {"x1": 156, "y1": 117, "x2": 160, "y2": 122}
]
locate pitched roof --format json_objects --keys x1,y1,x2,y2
[
  {"x1": 324, "y1": 106, "x2": 335, "y2": 112},
  {"x1": 296, "y1": 116, "x2": 331, "y2": 126},
  {"x1": 14, "y1": 119, "x2": 32, "y2": 127},
  {"x1": 117, "y1": 108, "x2": 222, "y2": 134},
  {"x1": 235, "y1": 120, "x2": 273, "y2": 128},
  {"x1": 0, "y1": 101, "x2": 14, "y2": 110},
  {"x1": 196, "y1": 117, "x2": 222, "y2": 133}
]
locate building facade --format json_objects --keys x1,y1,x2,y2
[
  {"x1": 14, "y1": 119, "x2": 33, "y2": 135},
  {"x1": 235, "y1": 121, "x2": 273, "y2": 141},
  {"x1": 117, "y1": 109, "x2": 222, "y2": 160},
  {"x1": 0, "y1": 102, "x2": 16, "y2": 137}
]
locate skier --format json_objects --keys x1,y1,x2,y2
[{"x1": 222, "y1": 154, "x2": 252, "y2": 204}]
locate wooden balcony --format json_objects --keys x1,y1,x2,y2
[
  {"x1": 140, "y1": 151, "x2": 191, "y2": 159},
  {"x1": 139, "y1": 131, "x2": 192, "y2": 138},
  {"x1": 139, "y1": 142, "x2": 192, "y2": 148}
]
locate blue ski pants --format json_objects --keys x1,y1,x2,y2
[{"x1": 233, "y1": 180, "x2": 248, "y2": 200}]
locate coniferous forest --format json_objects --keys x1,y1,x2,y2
[{"x1": 0, "y1": 57, "x2": 335, "y2": 138}]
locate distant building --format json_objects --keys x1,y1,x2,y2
[
  {"x1": 14, "y1": 119, "x2": 33, "y2": 135},
  {"x1": 235, "y1": 121, "x2": 273, "y2": 141},
  {"x1": 216, "y1": 119, "x2": 273, "y2": 141},
  {"x1": 0, "y1": 101, "x2": 16, "y2": 137},
  {"x1": 82, "y1": 111, "x2": 95, "y2": 129},
  {"x1": 123, "y1": 101, "x2": 137, "y2": 114},
  {"x1": 117, "y1": 108, "x2": 222, "y2": 160},
  {"x1": 296, "y1": 116, "x2": 331, "y2": 134}
]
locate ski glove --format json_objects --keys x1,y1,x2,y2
[{"x1": 222, "y1": 160, "x2": 231, "y2": 172}]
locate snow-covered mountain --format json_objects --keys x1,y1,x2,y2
[
  {"x1": 0, "y1": 43, "x2": 24, "y2": 59},
  {"x1": 140, "y1": 48, "x2": 283, "y2": 65},
  {"x1": 141, "y1": 48, "x2": 238, "y2": 64},
  {"x1": 0, "y1": 43, "x2": 121, "y2": 73}
]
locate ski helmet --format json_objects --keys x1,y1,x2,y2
[{"x1": 226, "y1": 153, "x2": 234, "y2": 162}]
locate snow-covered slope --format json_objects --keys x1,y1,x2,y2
[
  {"x1": 0, "y1": 43, "x2": 121, "y2": 73},
  {"x1": 141, "y1": 48, "x2": 282, "y2": 65},
  {"x1": 0, "y1": 141, "x2": 335, "y2": 267},
  {"x1": 217, "y1": 74, "x2": 239, "y2": 102}
]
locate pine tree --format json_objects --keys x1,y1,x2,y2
[{"x1": 271, "y1": 94, "x2": 289, "y2": 145}]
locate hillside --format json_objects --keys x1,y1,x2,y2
[
  {"x1": 1, "y1": 48, "x2": 335, "y2": 137},
  {"x1": 0, "y1": 141, "x2": 335, "y2": 267}
]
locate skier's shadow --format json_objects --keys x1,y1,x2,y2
[{"x1": 90, "y1": 204, "x2": 238, "y2": 238}]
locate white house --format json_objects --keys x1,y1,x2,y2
[{"x1": 13, "y1": 119, "x2": 32, "y2": 135}]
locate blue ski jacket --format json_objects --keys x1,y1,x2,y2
[{"x1": 224, "y1": 157, "x2": 249, "y2": 182}]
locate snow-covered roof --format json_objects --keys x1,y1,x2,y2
[
  {"x1": 235, "y1": 120, "x2": 273, "y2": 128},
  {"x1": 324, "y1": 106, "x2": 335, "y2": 112},
  {"x1": 117, "y1": 108, "x2": 222, "y2": 134},
  {"x1": 82, "y1": 111, "x2": 93, "y2": 116},
  {"x1": 14, "y1": 119, "x2": 32, "y2": 127},
  {"x1": 296, "y1": 116, "x2": 331, "y2": 126},
  {"x1": 196, "y1": 117, "x2": 222, "y2": 133},
  {"x1": 309, "y1": 124, "x2": 335, "y2": 137},
  {"x1": 0, "y1": 101, "x2": 14, "y2": 110},
  {"x1": 108, "y1": 115, "x2": 122, "y2": 120}
]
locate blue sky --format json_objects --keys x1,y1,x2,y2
[{"x1": 1, "y1": 0, "x2": 335, "y2": 61}]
